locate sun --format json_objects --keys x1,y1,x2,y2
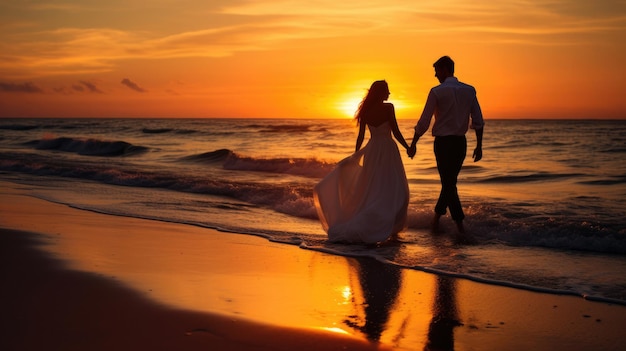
[
  {"x1": 336, "y1": 94, "x2": 413, "y2": 119},
  {"x1": 337, "y1": 98, "x2": 360, "y2": 118},
  {"x1": 336, "y1": 93, "x2": 365, "y2": 119},
  {"x1": 332, "y1": 80, "x2": 414, "y2": 119}
]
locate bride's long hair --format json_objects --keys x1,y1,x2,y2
[{"x1": 354, "y1": 80, "x2": 389, "y2": 125}]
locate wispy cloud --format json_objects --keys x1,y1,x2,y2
[
  {"x1": 0, "y1": 82, "x2": 44, "y2": 93},
  {"x1": 79, "y1": 80, "x2": 103, "y2": 93},
  {"x1": 121, "y1": 78, "x2": 147, "y2": 93},
  {"x1": 0, "y1": 0, "x2": 624, "y2": 78},
  {"x1": 0, "y1": 27, "x2": 133, "y2": 78},
  {"x1": 51, "y1": 80, "x2": 104, "y2": 94},
  {"x1": 219, "y1": 0, "x2": 626, "y2": 36},
  {"x1": 26, "y1": 3, "x2": 84, "y2": 12}
]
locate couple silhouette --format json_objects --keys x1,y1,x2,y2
[{"x1": 314, "y1": 56, "x2": 485, "y2": 244}]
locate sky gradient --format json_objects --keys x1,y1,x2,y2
[{"x1": 1, "y1": 0, "x2": 625, "y2": 119}]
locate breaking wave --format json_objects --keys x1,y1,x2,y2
[
  {"x1": 25, "y1": 137, "x2": 148, "y2": 157},
  {"x1": 182, "y1": 149, "x2": 335, "y2": 178}
]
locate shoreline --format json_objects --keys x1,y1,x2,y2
[
  {"x1": 1, "y1": 186, "x2": 626, "y2": 350},
  {"x1": 302, "y1": 243, "x2": 626, "y2": 307}
]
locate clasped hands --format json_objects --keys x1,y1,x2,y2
[{"x1": 406, "y1": 144, "x2": 417, "y2": 159}]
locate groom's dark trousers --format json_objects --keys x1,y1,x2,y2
[{"x1": 434, "y1": 135, "x2": 467, "y2": 222}]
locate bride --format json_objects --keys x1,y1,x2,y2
[{"x1": 314, "y1": 80, "x2": 410, "y2": 244}]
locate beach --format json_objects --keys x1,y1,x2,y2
[{"x1": 1, "y1": 184, "x2": 625, "y2": 350}]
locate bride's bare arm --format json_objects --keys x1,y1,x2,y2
[{"x1": 388, "y1": 104, "x2": 409, "y2": 149}]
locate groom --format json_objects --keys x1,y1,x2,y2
[{"x1": 408, "y1": 56, "x2": 484, "y2": 239}]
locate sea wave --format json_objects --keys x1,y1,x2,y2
[
  {"x1": 142, "y1": 127, "x2": 174, "y2": 134},
  {"x1": 0, "y1": 152, "x2": 319, "y2": 220},
  {"x1": 181, "y1": 149, "x2": 232, "y2": 163},
  {"x1": 182, "y1": 149, "x2": 335, "y2": 178},
  {"x1": 141, "y1": 127, "x2": 198, "y2": 135},
  {"x1": 478, "y1": 172, "x2": 584, "y2": 183},
  {"x1": 223, "y1": 153, "x2": 334, "y2": 179},
  {"x1": 25, "y1": 137, "x2": 148, "y2": 156},
  {"x1": 578, "y1": 176, "x2": 626, "y2": 185},
  {"x1": 601, "y1": 147, "x2": 626, "y2": 153},
  {"x1": 244, "y1": 123, "x2": 317, "y2": 133},
  {"x1": 0, "y1": 124, "x2": 39, "y2": 131},
  {"x1": 238, "y1": 122, "x2": 333, "y2": 134}
]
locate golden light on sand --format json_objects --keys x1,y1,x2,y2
[
  {"x1": 318, "y1": 326, "x2": 350, "y2": 335},
  {"x1": 340, "y1": 285, "x2": 353, "y2": 304}
]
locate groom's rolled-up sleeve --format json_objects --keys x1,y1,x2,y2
[{"x1": 470, "y1": 93, "x2": 485, "y2": 130}]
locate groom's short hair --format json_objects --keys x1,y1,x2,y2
[{"x1": 434, "y1": 56, "x2": 455, "y2": 74}]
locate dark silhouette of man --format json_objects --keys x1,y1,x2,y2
[{"x1": 408, "y1": 56, "x2": 484, "y2": 241}]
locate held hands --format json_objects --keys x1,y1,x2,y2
[
  {"x1": 407, "y1": 144, "x2": 417, "y2": 159},
  {"x1": 473, "y1": 146, "x2": 482, "y2": 162}
]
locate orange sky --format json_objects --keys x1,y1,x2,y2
[{"x1": 1, "y1": 1, "x2": 625, "y2": 119}]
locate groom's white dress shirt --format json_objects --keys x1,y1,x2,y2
[{"x1": 414, "y1": 77, "x2": 484, "y2": 137}]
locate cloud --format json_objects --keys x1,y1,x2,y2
[
  {"x1": 0, "y1": 28, "x2": 132, "y2": 78},
  {"x1": 79, "y1": 80, "x2": 103, "y2": 93},
  {"x1": 0, "y1": 0, "x2": 624, "y2": 79},
  {"x1": 121, "y1": 78, "x2": 147, "y2": 93},
  {"x1": 51, "y1": 80, "x2": 103, "y2": 94},
  {"x1": 0, "y1": 82, "x2": 44, "y2": 93}
]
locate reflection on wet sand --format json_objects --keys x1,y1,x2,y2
[
  {"x1": 343, "y1": 242, "x2": 462, "y2": 349},
  {"x1": 424, "y1": 275, "x2": 461, "y2": 351},
  {"x1": 344, "y1": 254, "x2": 403, "y2": 341},
  {"x1": 424, "y1": 237, "x2": 462, "y2": 351}
]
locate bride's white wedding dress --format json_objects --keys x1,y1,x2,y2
[{"x1": 314, "y1": 121, "x2": 409, "y2": 243}]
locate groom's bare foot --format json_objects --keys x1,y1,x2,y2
[
  {"x1": 455, "y1": 220, "x2": 465, "y2": 234},
  {"x1": 430, "y1": 213, "x2": 443, "y2": 234},
  {"x1": 454, "y1": 221, "x2": 476, "y2": 244},
  {"x1": 455, "y1": 233, "x2": 475, "y2": 245}
]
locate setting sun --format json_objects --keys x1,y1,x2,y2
[
  {"x1": 334, "y1": 83, "x2": 416, "y2": 119},
  {"x1": 337, "y1": 96, "x2": 363, "y2": 119}
]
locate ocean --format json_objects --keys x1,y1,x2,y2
[{"x1": 1, "y1": 118, "x2": 625, "y2": 304}]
